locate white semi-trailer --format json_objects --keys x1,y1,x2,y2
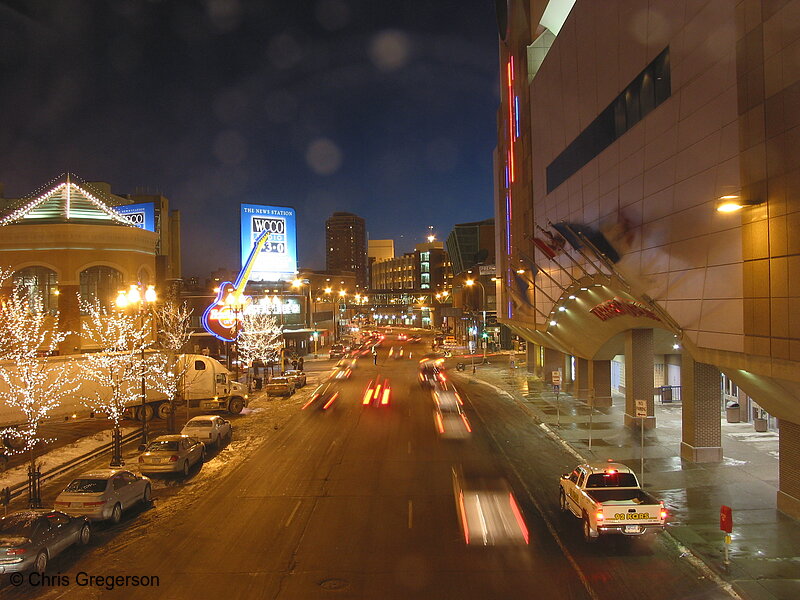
[{"x1": 0, "y1": 353, "x2": 247, "y2": 440}]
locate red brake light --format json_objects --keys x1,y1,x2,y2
[
  {"x1": 381, "y1": 387, "x2": 390, "y2": 405},
  {"x1": 509, "y1": 494, "x2": 530, "y2": 544},
  {"x1": 660, "y1": 509, "x2": 668, "y2": 520},
  {"x1": 302, "y1": 394, "x2": 318, "y2": 410},
  {"x1": 6, "y1": 548, "x2": 26, "y2": 555},
  {"x1": 606, "y1": 469, "x2": 616, "y2": 474},
  {"x1": 169, "y1": 455, "x2": 179, "y2": 462},
  {"x1": 323, "y1": 392, "x2": 339, "y2": 410},
  {"x1": 83, "y1": 501, "x2": 105, "y2": 507}
]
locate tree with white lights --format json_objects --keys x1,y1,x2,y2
[
  {"x1": 151, "y1": 300, "x2": 193, "y2": 432},
  {"x1": 237, "y1": 310, "x2": 283, "y2": 381},
  {"x1": 0, "y1": 270, "x2": 77, "y2": 506},
  {"x1": 79, "y1": 298, "x2": 152, "y2": 466}
]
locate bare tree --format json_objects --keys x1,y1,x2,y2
[
  {"x1": 79, "y1": 299, "x2": 151, "y2": 466},
  {"x1": 0, "y1": 272, "x2": 76, "y2": 506},
  {"x1": 151, "y1": 301, "x2": 193, "y2": 432},
  {"x1": 237, "y1": 311, "x2": 283, "y2": 382}
]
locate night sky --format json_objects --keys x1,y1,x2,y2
[{"x1": 0, "y1": 0, "x2": 499, "y2": 276}]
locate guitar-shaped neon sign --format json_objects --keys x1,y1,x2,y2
[{"x1": 201, "y1": 230, "x2": 270, "y2": 342}]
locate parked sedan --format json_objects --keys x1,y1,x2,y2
[
  {"x1": 0, "y1": 510, "x2": 90, "y2": 575},
  {"x1": 138, "y1": 435, "x2": 205, "y2": 477},
  {"x1": 181, "y1": 415, "x2": 232, "y2": 448},
  {"x1": 283, "y1": 370, "x2": 307, "y2": 388},
  {"x1": 53, "y1": 469, "x2": 152, "y2": 523},
  {"x1": 265, "y1": 376, "x2": 296, "y2": 397}
]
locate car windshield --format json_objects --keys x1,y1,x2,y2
[
  {"x1": 65, "y1": 478, "x2": 108, "y2": 493},
  {"x1": 146, "y1": 440, "x2": 179, "y2": 451},
  {"x1": 186, "y1": 420, "x2": 213, "y2": 428},
  {"x1": 586, "y1": 472, "x2": 639, "y2": 488}
]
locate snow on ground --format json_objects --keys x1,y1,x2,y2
[{"x1": 0, "y1": 427, "x2": 138, "y2": 490}]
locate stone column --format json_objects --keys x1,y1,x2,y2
[
  {"x1": 57, "y1": 285, "x2": 82, "y2": 355},
  {"x1": 588, "y1": 360, "x2": 612, "y2": 407},
  {"x1": 778, "y1": 419, "x2": 800, "y2": 519},
  {"x1": 624, "y1": 329, "x2": 655, "y2": 428},
  {"x1": 679, "y1": 354, "x2": 722, "y2": 462},
  {"x1": 574, "y1": 357, "x2": 589, "y2": 399},
  {"x1": 543, "y1": 346, "x2": 563, "y2": 384}
]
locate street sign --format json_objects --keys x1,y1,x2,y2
[
  {"x1": 553, "y1": 384, "x2": 560, "y2": 393},
  {"x1": 634, "y1": 399, "x2": 648, "y2": 418},
  {"x1": 720, "y1": 505, "x2": 733, "y2": 533},
  {"x1": 551, "y1": 371, "x2": 562, "y2": 385}
]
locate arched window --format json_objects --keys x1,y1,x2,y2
[
  {"x1": 13, "y1": 266, "x2": 58, "y2": 313},
  {"x1": 80, "y1": 266, "x2": 123, "y2": 308}
]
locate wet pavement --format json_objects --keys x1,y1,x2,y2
[{"x1": 456, "y1": 354, "x2": 799, "y2": 600}]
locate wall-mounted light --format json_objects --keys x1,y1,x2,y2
[
  {"x1": 716, "y1": 194, "x2": 763, "y2": 213},
  {"x1": 558, "y1": 306, "x2": 566, "y2": 312},
  {"x1": 549, "y1": 320, "x2": 557, "y2": 326},
  {"x1": 568, "y1": 295, "x2": 576, "y2": 300}
]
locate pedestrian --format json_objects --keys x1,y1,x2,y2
[
  {"x1": 298, "y1": 356, "x2": 304, "y2": 371},
  {"x1": 372, "y1": 347, "x2": 378, "y2": 365},
  {"x1": 291, "y1": 358, "x2": 298, "y2": 370}
]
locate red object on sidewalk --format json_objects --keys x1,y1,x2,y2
[{"x1": 720, "y1": 505, "x2": 733, "y2": 533}]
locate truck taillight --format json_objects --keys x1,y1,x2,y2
[
  {"x1": 596, "y1": 510, "x2": 604, "y2": 521},
  {"x1": 660, "y1": 509, "x2": 668, "y2": 520}
]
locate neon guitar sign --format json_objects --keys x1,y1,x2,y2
[{"x1": 201, "y1": 230, "x2": 271, "y2": 342}]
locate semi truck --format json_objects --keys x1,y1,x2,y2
[
  {"x1": 559, "y1": 462, "x2": 667, "y2": 542},
  {"x1": 0, "y1": 353, "x2": 247, "y2": 449}
]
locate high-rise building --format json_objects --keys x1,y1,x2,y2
[
  {"x1": 367, "y1": 239, "x2": 394, "y2": 288},
  {"x1": 325, "y1": 212, "x2": 367, "y2": 289}
]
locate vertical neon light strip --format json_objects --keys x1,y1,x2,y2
[{"x1": 505, "y1": 56, "x2": 515, "y2": 319}]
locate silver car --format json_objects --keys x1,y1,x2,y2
[
  {"x1": 283, "y1": 370, "x2": 307, "y2": 388},
  {"x1": 0, "y1": 510, "x2": 91, "y2": 575},
  {"x1": 54, "y1": 469, "x2": 152, "y2": 523},
  {"x1": 180, "y1": 415, "x2": 232, "y2": 448},
  {"x1": 138, "y1": 435, "x2": 205, "y2": 477}
]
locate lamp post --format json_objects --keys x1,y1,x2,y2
[
  {"x1": 225, "y1": 291, "x2": 246, "y2": 384},
  {"x1": 337, "y1": 289, "x2": 346, "y2": 342},
  {"x1": 464, "y1": 279, "x2": 487, "y2": 372},
  {"x1": 116, "y1": 283, "x2": 157, "y2": 446}
]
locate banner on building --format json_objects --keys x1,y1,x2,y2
[{"x1": 115, "y1": 202, "x2": 156, "y2": 232}]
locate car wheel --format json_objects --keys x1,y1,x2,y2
[
  {"x1": 109, "y1": 503, "x2": 122, "y2": 525},
  {"x1": 583, "y1": 516, "x2": 596, "y2": 543},
  {"x1": 559, "y1": 490, "x2": 568, "y2": 513},
  {"x1": 141, "y1": 484, "x2": 152, "y2": 504},
  {"x1": 156, "y1": 402, "x2": 173, "y2": 420},
  {"x1": 32, "y1": 550, "x2": 48, "y2": 574},
  {"x1": 78, "y1": 523, "x2": 91, "y2": 545},
  {"x1": 199, "y1": 449, "x2": 206, "y2": 464},
  {"x1": 181, "y1": 460, "x2": 189, "y2": 477}
]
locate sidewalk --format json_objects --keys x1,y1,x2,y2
[{"x1": 466, "y1": 358, "x2": 799, "y2": 600}]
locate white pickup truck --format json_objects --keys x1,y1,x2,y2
[{"x1": 559, "y1": 462, "x2": 667, "y2": 542}]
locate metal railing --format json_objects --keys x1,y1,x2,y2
[
  {"x1": 656, "y1": 385, "x2": 681, "y2": 403},
  {"x1": 5, "y1": 429, "x2": 141, "y2": 503}
]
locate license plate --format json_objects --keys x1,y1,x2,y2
[
  {"x1": 149, "y1": 458, "x2": 162, "y2": 464},
  {"x1": 624, "y1": 525, "x2": 641, "y2": 533}
]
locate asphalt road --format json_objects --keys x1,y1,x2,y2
[{"x1": 3, "y1": 333, "x2": 729, "y2": 600}]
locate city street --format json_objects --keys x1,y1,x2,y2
[{"x1": 4, "y1": 336, "x2": 728, "y2": 600}]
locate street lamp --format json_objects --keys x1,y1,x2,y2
[
  {"x1": 464, "y1": 279, "x2": 487, "y2": 371},
  {"x1": 225, "y1": 291, "x2": 246, "y2": 384},
  {"x1": 116, "y1": 283, "x2": 157, "y2": 448}
]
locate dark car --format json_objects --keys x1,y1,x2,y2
[
  {"x1": 0, "y1": 510, "x2": 91, "y2": 575},
  {"x1": 302, "y1": 382, "x2": 340, "y2": 411}
]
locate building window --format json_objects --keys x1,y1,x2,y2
[
  {"x1": 80, "y1": 266, "x2": 123, "y2": 309},
  {"x1": 420, "y1": 261, "x2": 430, "y2": 273},
  {"x1": 421, "y1": 273, "x2": 430, "y2": 284},
  {"x1": 546, "y1": 47, "x2": 671, "y2": 193},
  {"x1": 13, "y1": 266, "x2": 58, "y2": 314}
]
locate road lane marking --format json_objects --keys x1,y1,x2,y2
[
  {"x1": 408, "y1": 499, "x2": 413, "y2": 528},
  {"x1": 285, "y1": 499, "x2": 302, "y2": 527}
]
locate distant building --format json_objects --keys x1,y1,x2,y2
[
  {"x1": 367, "y1": 238, "x2": 394, "y2": 288},
  {"x1": 445, "y1": 219, "x2": 495, "y2": 276},
  {"x1": 325, "y1": 212, "x2": 367, "y2": 290},
  {"x1": 370, "y1": 241, "x2": 451, "y2": 292}
]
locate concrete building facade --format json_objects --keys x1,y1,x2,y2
[
  {"x1": 494, "y1": 0, "x2": 800, "y2": 518},
  {"x1": 325, "y1": 212, "x2": 367, "y2": 290}
]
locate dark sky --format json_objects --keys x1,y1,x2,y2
[{"x1": 0, "y1": 0, "x2": 499, "y2": 276}]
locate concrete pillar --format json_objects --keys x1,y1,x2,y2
[
  {"x1": 574, "y1": 357, "x2": 589, "y2": 399},
  {"x1": 778, "y1": 420, "x2": 800, "y2": 519},
  {"x1": 588, "y1": 360, "x2": 612, "y2": 407},
  {"x1": 680, "y1": 354, "x2": 722, "y2": 462},
  {"x1": 526, "y1": 342, "x2": 538, "y2": 376},
  {"x1": 624, "y1": 329, "x2": 655, "y2": 428},
  {"x1": 543, "y1": 346, "x2": 563, "y2": 384},
  {"x1": 57, "y1": 285, "x2": 82, "y2": 355}
]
